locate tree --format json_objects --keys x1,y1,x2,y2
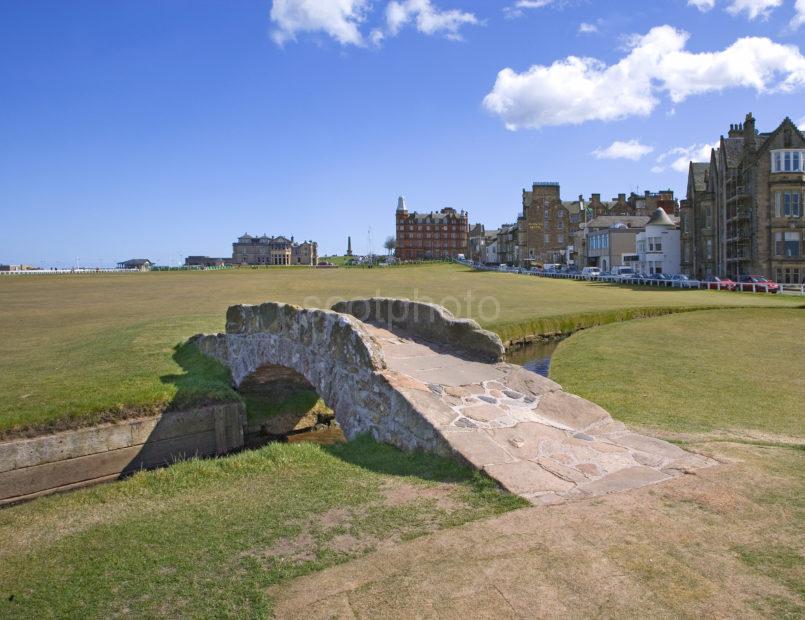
[{"x1": 384, "y1": 236, "x2": 396, "y2": 255}]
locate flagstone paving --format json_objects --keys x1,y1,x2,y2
[{"x1": 368, "y1": 324, "x2": 715, "y2": 505}]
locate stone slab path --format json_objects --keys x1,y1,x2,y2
[{"x1": 369, "y1": 324, "x2": 714, "y2": 506}]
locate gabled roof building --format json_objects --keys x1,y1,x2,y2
[{"x1": 682, "y1": 113, "x2": 805, "y2": 282}]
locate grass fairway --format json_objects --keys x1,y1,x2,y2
[
  {"x1": 0, "y1": 436, "x2": 525, "y2": 618},
  {"x1": 550, "y1": 307, "x2": 805, "y2": 438},
  {"x1": 0, "y1": 264, "x2": 799, "y2": 436}
]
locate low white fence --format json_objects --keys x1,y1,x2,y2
[
  {"x1": 456, "y1": 260, "x2": 805, "y2": 296},
  {"x1": 0, "y1": 268, "x2": 140, "y2": 276}
]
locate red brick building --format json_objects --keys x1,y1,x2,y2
[{"x1": 394, "y1": 197, "x2": 469, "y2": 260}]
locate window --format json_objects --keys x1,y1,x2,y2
[
  {"x1": 771, "y1": 150, "x2": 805, "y2": 172},
  {"x1": 785, "y1": 232, "x2": 801, "y2": 257},
  {"x1": 775, "y1": 232, "x2": 783, "y2": 256},
  {"x1": 705, "y1": 206, "x2": 712, "y2": 228},
  {"x1": 544, "y1": 233, "x2": 550, "y2": 244},
  {"x1": 775, "y1": 192, "x2": 782, "y2": 217},
  {"x1": 706, "y1": 239, "x2": 713, "y2": 260},
  {"x1": 558, "y1": 234, "x2": 565, "y2": 244},
  {"x1": 782, "y1": 192, "x2": 802, "y2": 217}
]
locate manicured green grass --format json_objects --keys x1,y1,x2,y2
[
  {"x1": 1, "y1": 264, "x2": 799, "y2": 436},
  {"x1": 0, "y1": 435, "x2": 525, "y2": 619},
  {"x1": 550, "y1": 307, "x2": 805, "y2": 437}
]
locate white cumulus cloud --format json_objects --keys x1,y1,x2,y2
[
  {"x1": 792, "y1": 0, "x2": 805, "y2": 30},
  {"x1": 592, "y1": 140, "x2": 654, "y2": 161},
  {"x1": 652, "y1": 142, "x2": 718, "y2": 173},
  {"x1": 385, "y1": 0, "x2": 478, "y2": 40},
  {"x1": 578, "y1": 22, "x2": 598, "y2": 34},
  {"x1": 270, "y1": 0, "x2": 370, "y2": 46},
  {"x1": 688, "y1": 0, "x2": 716, "y2": 11},
  {"x1": 726, "y1": 0, "x2": 783, "y2": 20},
  {"x1": 483, "y1": 25, "x2": 805, "y2": 130}
]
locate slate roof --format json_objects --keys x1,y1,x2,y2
[
  {"x1": 690, "y1": 162, "x2": 709, "y2": 192},
  {"x1": 647, "y1": 208, "x2": 675, "y2": 227}
]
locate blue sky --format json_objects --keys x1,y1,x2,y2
[{"x1": 1, "y1": 0, "x2": 804, "y2": 265}]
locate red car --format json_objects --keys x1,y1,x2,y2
[
  {"x1": 737, "y1": 274, "x2": 780, "y2": 293},
  {"x1": 703, "y1": 275, "x2": 736, "y2": 291}
]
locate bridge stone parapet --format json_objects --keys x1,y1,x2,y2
[{"x1": 331, "y1": 298, "x2": 505, "y2": 362}]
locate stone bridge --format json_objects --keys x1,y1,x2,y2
[{"x1": 193, "y1": 299, "x2": 712, "y2": 505}]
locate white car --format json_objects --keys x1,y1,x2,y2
[{"x1": 581, "y1": 267, "x2": 601, "y2": 278}]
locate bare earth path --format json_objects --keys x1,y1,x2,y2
[{"x1": 270, "y1": 440, "x2": 804, "y2": 618}]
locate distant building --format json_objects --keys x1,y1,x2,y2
[
  {"x1": 117, "y1": 259, "x2": 152, "y2": 271},
  {"x1": 636, "y1": 208, "x2": 681, "y2": 275},
  {"x1": 496, "y1": 223, "x2": 518, "y2": 266},
  {"x1": 468, "y1": 223, "x2": 488, "y2": 263},
  {"x1": 184, "y1": 256, "x2": 227, "y2": 268},
  {"x1": 232, "y1": 234, "x2": 318, "y2": 266},
  {"x1": 394, "y1": 197, "x2": 469, "y2": 260},
  {"x1": 581, "y1": 216, "x2": 649, "y2": 272},
  {"x1": 518, "y1": 183, "x2": 584, "y2": 267}
]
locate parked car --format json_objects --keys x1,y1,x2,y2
[
  {"x1": 670, "y1": 274, "x2": 697, "y2": 288},
  {"x1": 737, "y1": 274, "x2": 780, "y2": 293},
  {"x1": 703, "y1": 275, "x2": 736, "y2": 291},
  {"x1": 581, "y1": 266, "x2": 601, "y2": 278},
  {"x1": 648, "y1": 273, "x2": 671, "y2": 284},
  {"x1": 611, "y1": 266, "x2": 636, "y2": 279}
]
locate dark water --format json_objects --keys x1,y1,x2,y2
[{"x1": 505, "y1": 338, "x2": 563, "y2": 377}]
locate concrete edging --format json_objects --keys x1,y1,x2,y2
[{"x1": 0, "y1": 403, "x2": 245, "y2": 506}]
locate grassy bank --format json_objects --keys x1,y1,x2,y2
[
  {"x1": 550, "y1": 307, "x2": 805, "y2": 438},
  {"x1": 0, "y1": 436, "x2": 525, "y2": 618},
  {"x1": 1, "y1": 264, "x2": 799, "y2": 436}
]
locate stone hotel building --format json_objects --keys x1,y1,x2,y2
[
  {"x1": 682, "y1": 113, "x2": 804, "y2": 283},
  {"x1": 395, "y1": 197, "x2": 469, "y2": 260}
]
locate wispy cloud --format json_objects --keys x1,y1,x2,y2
[
  {"x1": 385, "y1": 0, "x2": 478, "y2": 41},
  {"x1": 270, "y1": 0, "x2": 478, "y2": 46},
  {"x1": 688, "y1": 0, "x2": 716, "y2": 11},
  {"x1": 652, "y1": 142, "x2": 718, "y2": 173},
  {"x1": 578, "y1": 22, "x2": 598, "y2": 34},
  {"x1": 592, "y1": 140, "x2": 654, "y2": 161}
]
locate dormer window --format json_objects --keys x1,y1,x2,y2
[{"x1": 771, "y1": 149, "x2": 805, "y2": 172}]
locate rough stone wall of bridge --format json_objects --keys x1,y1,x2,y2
[
  {"x1": 192, "y1": 302, "x2": 456, "y2": 456},
  {"x1": 331, "y1": 298, "x2": 505, "y2": 362}
]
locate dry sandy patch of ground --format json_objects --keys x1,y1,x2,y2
[{"x1": 271, "y1": 439, "x2": 804, "y2": 618}]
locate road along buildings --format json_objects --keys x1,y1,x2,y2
[
  {"x1": 394, "y1": 197, "x2": 470, "y2": 260},
  {"x1": 682, "y1": 113, "x2": 805, "y2": 283},
  {"x1": 232, "y1": 234, "x2": 318, "y2": 266}
]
